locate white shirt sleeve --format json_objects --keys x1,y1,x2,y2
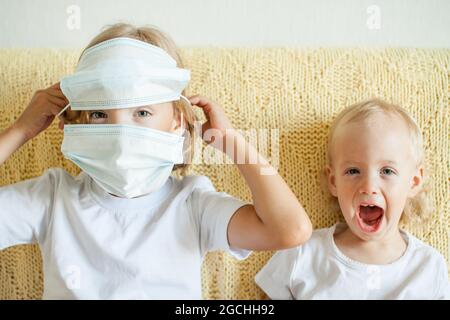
[
  {"x1": 435, "y1": 257, "x2": 450, "y2": 300},
  {"x1": 255, "y1": 247, "x2": 300, "y2": 300},
  {"x1": 0, "y1": 169, "x2": 57, "y2": 250},
  {"x1": 440, "y1": 281, "x2": 450, "y2": 300},
  {"x1": 187, "y1": 177, "x2": 251, "y2": 260}
]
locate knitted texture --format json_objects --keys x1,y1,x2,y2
[{"x1": 0, "y1": 48, "x2": 448, "y2": 299}]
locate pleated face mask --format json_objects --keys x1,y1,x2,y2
[
  {"x1": 60, "y1": 37, "x2": 190, "y2": 110},
  {"x1": 59, "y1": 37, "x2": 190, "y2": 198},
  {"x1": 61, "y1": 124, "x2": 185, "y2": 198}
]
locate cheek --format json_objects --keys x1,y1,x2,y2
[
  {"x1": 335, "y1": 178, "x2": 355, "y2": 198},
  {"x1": 384, "y1": 177, "x2": 410, "y2": 197},
  {"x1": 140, "y1": 113, "x2": 174, "y2": 132},
  {"x1": 155, "y1": 108, "x2": 176, "y2": 132},
  {"x1": 335, "y1": 179, "x2": 356, "y2": 209},
  {"x1": 381, "y1": 178, "x2": 410, "y2": 218}
]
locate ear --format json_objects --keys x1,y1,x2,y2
[
  {"x1": 408, "y1": 165, "x2": 424, "y2": 198},
  {"x1": 170, "y1": 112, "x2": 185, "y2": 136},
  {"x1": 326, "y1": 165, "x2": 338, "y2": 197}
]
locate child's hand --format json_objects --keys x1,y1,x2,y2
[
  {"x1": 188, "y1": 97, "x2": 312, "y2": 251},
  {"x1": 188, "y1": 95, "x2": 235, "y2": 150},
  {"x1": 13, "y1": 83, "x2": 68, "y2": 141}
]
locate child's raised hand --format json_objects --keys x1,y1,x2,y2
[
  {"x1": 188, "y1": 95, "x2": 235, "y2": 150},
  {"x1": 13, "y1": 82, "x2": 68, "y2": 141}
]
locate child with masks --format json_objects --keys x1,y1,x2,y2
[{"x1": 0, "y1": 23, "x2": 312, "y2": 299}]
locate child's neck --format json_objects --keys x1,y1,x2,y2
[{"x1": 333, "y1": 224, "x2": 407, "y2": 265}]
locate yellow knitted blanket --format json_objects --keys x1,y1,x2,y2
[{"x1": 0, "y1": 48, "x2": 448, "y2": 299}]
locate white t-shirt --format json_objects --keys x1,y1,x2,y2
[
  {"x1": 0, "y1": 168, "x2": 251, "y2": 299},
  {"x1": 255, "y1": 223, "x2": 450, "y2": 300}
]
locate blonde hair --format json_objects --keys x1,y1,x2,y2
[
  {"x1": 325, "y1": 98, "x2": 431, "y2": 222},
  {"x1": 64, "y1": 23, "x2": 196, "y2": 174}
]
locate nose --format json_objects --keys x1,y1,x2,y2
[
  {"x1": 359, "y1": 174, "x2": 379, "y2": 195},
  {"x1": 107, "y1": 109, "x2": 132, "y2": 125}
]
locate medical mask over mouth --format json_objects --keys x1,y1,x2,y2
[
  {"x1": 59, "y1": 37, "x2": 190, "y2": 198},
  {"x1": 61, "y1": 124, "x2": 185, "y2": 198}
]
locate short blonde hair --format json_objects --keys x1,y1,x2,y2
[
  {"x1": 325, "y1": 98, "x2": 431, "y2": 222},
  {"x1": 64, "y1": 23, "x2": 196, "y2": 174}
]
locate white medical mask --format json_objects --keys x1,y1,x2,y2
[
  {"x1": 61, "y1": 124, "x2": 185, "y2": 198},
  {"x1": 59, "y1": 37, "x2": 190, "y2": 111}
]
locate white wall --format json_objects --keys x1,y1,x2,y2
[{"x1": 0, "y1": 0, "x2": 449, "y2": 48}]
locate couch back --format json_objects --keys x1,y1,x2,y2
[{"x1": 0, "y1": 48, "x2": 448, "y2": 299}]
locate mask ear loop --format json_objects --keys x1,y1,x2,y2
[
  {"x1": 179, "y1": 95, "x2": 193, "y2": 164},
  {"x1": 57, "y1": 103, "x2": 71, "y2": 118},
  {"x1": 180, "y1": 95, "x2": 192, "y2": 134}
]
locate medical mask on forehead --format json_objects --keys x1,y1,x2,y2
[
  {"x1": 59, "y1": 37, "x2": 190, "y2": 110},
  {"x1": 59, "y1": 37, "x2": 191, "y2": 198}
]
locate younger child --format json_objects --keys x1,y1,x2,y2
[{"x1": 255, "y1": 98, "x2": 449, "y2": 299}]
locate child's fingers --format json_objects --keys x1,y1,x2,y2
[
  {"x1": 42, "y1": 102, "x2": 65, "y2": 117},
  {"x1": 189, "y1": 95, "x2": 213, "y2": 108},
  {"x1": 189, "y1": 95, "x2": 234, "y2": 137},
  {"x1": 50, "y1": 104, "x2": 64, "y2": 117},
  {"x1": 48, "y1": 88, "x2": 67, "y2": 98},
  {"x1": 188, "y1": 95, "x2": 209, "y2": 106},
  {"x1": 47, "y1": 83, "x2": 69, "y2": 103},
  {"x1": 47, "y1": 88, "x2": 68, "y2": 102},
  {"x1": 188, "y1": 96, "x2": 213, "y2": 130},
  {"x1": 49, "y1": 82, "x2": 61, "y2": 90},
  {"x1": 188, "y1": 95, "x2": 202, "y2": 104},
  {"x1": 188, "y1": 95, "x2": 216, "y2": 118},
  {"x1": 46, "y1": 94, "x2": 68, "y2": 108}
]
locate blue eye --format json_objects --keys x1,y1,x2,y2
[
  {"x1": 345, "y1": 168, "x2": 360, "y2": 175},
  {"x1": 89, "y1": 111, "x2": 107, "y2": 119},
  {"x1": 381, "y1": 167, "x2": 396, "y2": 175},
  {"x1": 136, "y1": 110, "x2": 152, "y2": 117}
]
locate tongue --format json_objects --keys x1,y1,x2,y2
[{"x1": 359, "y1": 206, "x2": 383, "y2": 224}]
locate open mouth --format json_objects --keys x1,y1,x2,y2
[{"x1": 356, "y1": 204, "x2": 384, "y2": 233}]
